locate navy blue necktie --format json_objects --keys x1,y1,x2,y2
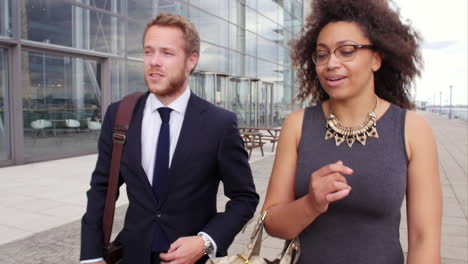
[
  {"x1": 153, "y1": 107, "x2": 172, "y2": 201},
  {"x1": 152, "y1": 107, "x2": 172, "y2": 252}
]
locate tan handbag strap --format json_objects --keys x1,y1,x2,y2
[
  {"x1": 279, "y1": 238, "x2": 300, "y2": 264},
  {"x1": 241, "y1": 210, "x2": 300, "y2": 264},
  {"x1": 102, "y1": 92, "x2": 145, "y2": 247}
]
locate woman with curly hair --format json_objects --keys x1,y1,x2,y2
[{"x1": 261, "y1": 0, "x2": 442, "y2": 263}]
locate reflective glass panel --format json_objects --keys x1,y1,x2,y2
[
  {"x1": 197, "y1": 42, "x2": 228, "y2": 74},
  {"x1": 229, "y1": 77, "x2": 250, "y2": 126},
  {"x1": 292, "y1": 0, "x2": 303, "y2": 20},
  {"x1": 200, "y1": 73, "x2": 215, "y2": 103},
  {"x1": 127, "y1": 18, "x2": 145, "y2": 59},
  {"x1": 250, "y1": 80, "x2": 258, "y2": 127},
  {"x1": 216, "y1": 75, "x2": 228, "y2": 108},
  {"x1": 272, "y1": 83, "x2": 284, "y2": 127},
  {"x1": 127, "y1": 60, "x2": 146, "y2": 94},
  {"x1": 229, "y1": 50, "x2": 244, "y2": 77},
  {"x1": 189, "y1": 72, "x2": 202, "y2": 98},
  {"x1": 246, "y1": 7, "x2": 257, "y2": 33},
  {"x1": 229, "y1": 24, "x2": 246, "y2": 53},
  {"x1": 128, "y1": 0, "x2": 188, "y2": 20},
  {"x1": 258, "y1": 36, "x2": 278, "y2": 62},
  {"x1": 70, "y1": 0, "x2": 123, "y2": 13},
  {"x1": 258, "y1": 0, "x2": 278, "y2": 23},
  {"x1": 257, "y1": 14, "x2": 280, "y2": 41},
  {"x1": 192, "y1": 10, "x2": 228, "y2": 47},
  {"x1": 190, "y1": 0, "x2": 228, "y2": 18},
  {"x1": 246, "y1": 0, "x2": 257, "y2": 10},
  {"x1": 258, "y1": 82, "x2": 272, "y2": 127},
  {"x1": 229, "y1": 0, "x2": 245, "y2": 26},
  {"x1": 0, "y1": 48, "x2": 10, "y2": 161},
  {"x1": 111, "y1": 58, "x2": 126, "y2": 102},
  {"x1": 22, "y1": 51, "x2": 102, "y2": 161},
  {"x1": 0, "y1": 0, "x2": 12, "y2": 37},
  {"x1": 246, "y1": 31, "x2": 257, "y2": 56},
  {"x1": 23, "y1": 0, "x2": 124, "y2": 55},
  {"x1": 245, "y1": 55, "x2": 256, "y2": 78},
  {"x1": 257, "y1": 59, "x2": 277, "y2": 83}
]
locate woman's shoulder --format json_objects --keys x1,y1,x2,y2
[
  {"x1": 403, "y1": 109, "x2": 436, "y2": 160},
  {"x1": 404, "y1": 109, "x2": 432, "y2": 131}
]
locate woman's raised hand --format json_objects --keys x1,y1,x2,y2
[{"x1": 307, "y1": 161, "x2": 353, "y2": 214}]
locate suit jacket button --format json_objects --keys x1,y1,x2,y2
[{"x1": 156, "y1": 213, "x2": 162, "y2": 218}]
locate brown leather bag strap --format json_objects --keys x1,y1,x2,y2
[{"x1": 102, "y1": 91, "x2": 145, "y2": 247}]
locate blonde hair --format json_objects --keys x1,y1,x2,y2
[{"x1": 142, "y1": 13, "x2": 200, "y2": 57}]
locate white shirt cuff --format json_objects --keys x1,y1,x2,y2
[
  {"x1": 197, "y1": 231, "x2": 217, "y2": 258},
  {"x1": 80, "y1": 257, "x2": 104, "y2": 263}
]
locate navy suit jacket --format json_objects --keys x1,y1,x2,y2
[{"x1": 80, "y1": 92, "x2": 259, "y2": 264}]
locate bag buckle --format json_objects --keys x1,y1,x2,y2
[{"x1": 112, "y1": 133, "x2": 126, "y2": 144}]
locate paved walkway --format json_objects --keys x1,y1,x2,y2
[{"x1": 0, "y1": 111, "x2": 466, "y2": 263}]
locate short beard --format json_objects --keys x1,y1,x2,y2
[{"x1": 145, "y1": 69, "x2": 187, "y2": 97}]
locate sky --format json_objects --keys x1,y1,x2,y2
[
  {"x1": 394, "y1": 0, "x2": 468, "y2": 106},
  {"x1": 303, "y1": 0, "x2": 468, "y2": 105}
]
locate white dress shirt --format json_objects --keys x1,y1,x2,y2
[
  {"x1": 141, "y1": 87, "x2": 190, "y2": 182},
  {"x1": 81, "y1": 87, "x2": 216, "y2": 263}
]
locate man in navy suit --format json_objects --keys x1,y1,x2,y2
[{"x1": 80, "y1": 13, "x2": 259, "y2": 264}]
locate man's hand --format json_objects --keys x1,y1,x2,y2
[{"x1": 159, "y1": 236, "x2": 205, "y2": 264}]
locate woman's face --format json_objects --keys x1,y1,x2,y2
[{"x1": 315, "y1": 21, "x2": 381, "y2": 101}]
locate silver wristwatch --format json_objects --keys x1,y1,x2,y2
[{"x1": 199, "y1": 233, "x2": 215, "y2": 256}]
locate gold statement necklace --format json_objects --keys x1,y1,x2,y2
[{"x1": 325, "y1": 95, "x2": 379, "y2": 147}]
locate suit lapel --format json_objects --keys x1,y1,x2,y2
[
  {"x1": 123, "y1": 92, "x2": 158, "y2": 207},
  {"x1": 158, "y1": 93, "x2": 207, "y2": 208}
]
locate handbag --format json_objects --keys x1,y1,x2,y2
[
  {"x1": 102, "y1": 92, "x2": 145, "y2": 264},
  {"x1": 207, "y1": 210, "x2": 300, "y2": 264}
]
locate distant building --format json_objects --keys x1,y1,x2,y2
[{"x1": 0, "y1": 0, "x2": 304, "y2": 166}]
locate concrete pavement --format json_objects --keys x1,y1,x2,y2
[{"x1": 0, "y1": 111, "x2": 466, "y2": 263}]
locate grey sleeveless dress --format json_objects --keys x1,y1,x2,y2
[{"x1": 295, "y1": 104, "x2": 408, "y2": 264}]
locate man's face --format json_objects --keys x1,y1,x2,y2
[{"x1": 143, "y1": 25, "x2": 198, "y2": 98}]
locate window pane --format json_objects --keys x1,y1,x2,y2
[
  {"x1": 198, "y1": 42, "x2": 228, "y2": 74},
  {"x1": 191, "y1": 8, "x2": 228, "y2": 47},
  {"x1": 246, "y1": 7, "x2": 257, "y2": 33},
  {"x1": 128, "y1": 0, "x2": 188, "y2": 21},
  {"x1": 70, "y1": 0, "x2": 123, "y2": 13},
  {"x1": 22, "y1": 51, "x2": 102, "y2": 161},
  {"x1": 257, "y1": 14, "x2": 281, "y2": 41},
  {"x1": 229, "y1": 24, "x2": 246, "y2": 53},
  {"x1": 23, "y1": 0, "x2": 124, "y2": 55},
  {"x1": 246, "y1": 31, "x2": 257, "y2": 56},
  {"x1": 229, "y1": 50, "x2": 244, "y2": 76},
  {"x1": 292, "y1": 0, "x2": 302, "y2": 20},
  {"x1": 0, "y1": 48, "x2": 10, "y2": 161},
  {"x1": 258, "y1": 36, "x2": 278, "y2": 62},
  {"x1": 127, "y1": 17, "x2": 145, "y2": 59},
  {"x1": 111, "y1": 58, "x2": 126, "y2": 102},
  {"x1": 245, "y1": 55, "x2": 256, "y2": 78},
  {"x1": 246, "y1": 0, "x2": 257, "y2": 10},
  {"x1": 258, "y1": 0, "x2": 278, "y2": 23},
  {"x1": 229, "y1": 0, "x2": 245, "y2": 26},
  {"x1": 0, "y1": 0, "x2": 12, "y2": 37},
  {"x1": 127, "y1": 60, "x2": 146, "y2": 94},
  {"x1": 191, "y1": 73, "x2": 215, "y2": 103},
  {"x1": 190, "y1": 0, "x2": 228, "y2": 19},
  {"x1": 229, "y1": 77, "x2": 250, "y2": 126}
]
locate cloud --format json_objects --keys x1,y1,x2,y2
[{"x1": 422, "y1": 40, "x2": 457, "y2": 50}]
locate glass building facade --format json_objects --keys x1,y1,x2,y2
[{"x1": 0, "y1": 0, "x2": 303, "y2": 166}]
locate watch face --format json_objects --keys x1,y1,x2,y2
[
  {"x1": 200, "y1": 234, "x2": 214, "y2": 255},
  {"x1": 206, "y1": 244, "x2": 214, "y2": 254}
]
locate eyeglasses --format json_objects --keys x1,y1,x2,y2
[{"x1": 312, "y1": 44, "x2": 374, "y2": 66}]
